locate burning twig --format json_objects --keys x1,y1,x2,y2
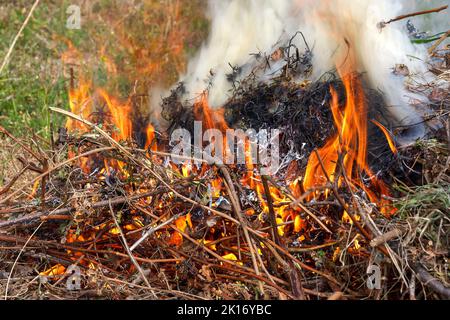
[
  {"x1": 261, "y1": 175, "x2": 282, "y2": 246},
  {"x1": 267, "y1": 176, "x2": 332, "y2": 234},
  {"x1": 129, "y1": 212, "x2": 185, "y2": 252},
  {"x1": 332, "y1": 153, "x2": 389, "y2": 256},
  {"x1": 218, "y1": 165, "x2": 265, "y2": 295},
  {"x1": 261, "y1": 175, "x2": 306, "y2": 300},
  {"x1": 0, "y1": 234, "x2": 182, "y2": 265},
  {"x1": 50, "y1": 107, "x2": 241, "y2": 226}
]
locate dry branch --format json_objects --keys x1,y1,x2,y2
[
  {"x1": 370, "y1": 228, "x2": 405, "y2": 247},
  {"x1": 413, "y1": 263, "x2": 450, "y2": 299},
  {"x1": 377, "y1": 5, "x2": 448, "y2": 30}
]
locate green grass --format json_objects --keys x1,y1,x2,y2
[
  {"x1": 0, "y1": 1, "x2": 208, "y2": 139},
  {"x1": 0, "y1": 76, "x2": 68, "y2": 137},
  {"x1": 395, "y1": 183, "x2": 450, "y2": 217},
  {"x1": 0, "y1": 1, "x2": 77, "y2": 138}
]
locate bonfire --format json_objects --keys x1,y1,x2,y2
[{"x1": 0, "y1": 0, "x2": 449, "y2": 301}]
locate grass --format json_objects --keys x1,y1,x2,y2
[
  {"x1": 0, "y1": 0, "x2": 208, "y2": 138},
  {"x1": 395, "y1": 183, "x2": 450, "y2": 217},
  {"x1": 0, "y1": 2, "x2": 70, "y2": 137},
  {"x1": 394, "y1": 138, "x2": 449, "y2": 219}
]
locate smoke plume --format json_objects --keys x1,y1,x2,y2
[{"x1": 179, "y1": 0, "x2": 448, "y2": 142}]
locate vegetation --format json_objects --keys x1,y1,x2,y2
[{"x1": 0, "y1": 0, "x2": 208, "y2": 138}]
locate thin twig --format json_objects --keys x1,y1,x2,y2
[
  {"x1": 129, "y1": 212, "x2": 184, "y2": 251},
  {"x1": 0, "y1": 146, "x2": 114, "y2": 205},
  {"x1": 413, "y1": 263, "x2": 450, "y2": 299},
  {"x1": 219, "y1": 165, "x2": 265, "y2": 295},
  {"x1": 0, "y1": 165, "x2": 29, "y2": 196},
  {"x1": 108, "y1": 200, "x2": 157, "y2": 299},
  {"x1": 370, "y1": 228, "x2": 405, "y2": 247},
  {"x1": 261, "y1": 175, "x2": 282, "y2": 246},
  {"x1": 49, "y1": 107, "x2": 241, "y2": 226},
  {"x1": 377, "y1": 5, "x2": 448, "y2": 30},
  {"x1": 429, "y1": 30, "x2": 450, "y2": 55},
  {"x1": 0, "y1": 189, "x2": 162, "y2": 229},
  {"x1": 0, "y1": 0, "x2": 41, "y2": 75}
]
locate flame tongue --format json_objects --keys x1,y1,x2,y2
[
  {"x1": 303, "y1": 73, "x2": 366, "y2": 189},
  {"x1": 303, "y1": 70, "x2": 391, "y2": 213}
]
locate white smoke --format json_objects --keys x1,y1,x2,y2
[{"x1": 179, "y1": 0, "x2": 448, "y2": 142}]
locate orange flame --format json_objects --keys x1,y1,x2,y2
[
  {"x1": 169, "y1": 214, "x2": 193, "y2": 246},
  {"x1": 145, "y1": 124, "x2": 157, "y2": 151},
  {"x1": 97, "y1": 89, "x2": 133, "y2": 142},
  {"x1": 302, "y1": 68, "x2": 392, "y2": 214},
  {"x1": 371, "y1": 119, "x2": 398, "y2": 155},
  {"x1": 194, "y1": 93, "x2": 229, "y2": 132}
]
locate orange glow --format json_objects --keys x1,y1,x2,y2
[
  {"x1": 40, "y1": 264, "x2": 66, "y2": 277},
  {"x1": 28, "y1": 180, "x2": 40, "y2": 200},
  {"x1": 194, "y1": 93, "x2": 229, "y2": 132},
  {"x1": 294, "y1": 215, "x2": 307, "y2": 233},
  {"x1": 145, "y1": 124, "x2": 157, "y2": 151},
  {"x1": 302, "y1": 58, "x2": 393, "y2": 215},
  {"x1": 371, "y1": 119, "x2": 398, "y2": 155},
  {"x1": 169, "y1": 214, "x2": 193, "y2": 246},
  {"x1": 66, "y1": 78, "x2": 92, "y2": 134},
  {"x1": 97, "y1": 89, "x2": 132, "y2": 142}
]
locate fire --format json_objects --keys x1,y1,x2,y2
[
  {"x1": 66, "y1": 78, "x2": 92, "y2": 134},
  {"x1": 194, "y1": 92, "x2": 229, "y2": 132},
  {"x1": 97, "y1": 89, "x2": 133, "y2": 142},
  {"x1": 145, "y1": 124, "x2": 157, "y2": 151},
  {"x1": 62, "y1": 39, "x2": 159, "y2": 174},
  {"x1": 371, "y1": 119, "x2": 398, "y2": 155},
  {"x1": 61, "y1": 0, "x2": 197, "y2": 173},
  {"x1": 40, "y1": 264, "x2": 66, "y2": 277},
  {"x1": 192, "y1": 94, "x2": 308, "y2": 236},
  {"x1": 57, "y1": 3, "x2": 399, "y2": 265},
  {"x1": 169, "y1": 214, "x2": 193, "y2": 246},
  {"x1": 302, "y1": 68, "x2": 392, "y2": 214}
]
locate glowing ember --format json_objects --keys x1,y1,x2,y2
[
  {"x1": 169, "y1": 214, "x2": 193, "y2": 246},
  {"x1": 40, "y1": 264, "x2": 66, "y2": 277}
]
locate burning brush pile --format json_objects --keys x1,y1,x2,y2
[{"x1": 1, "y1": 1, "x2": 450, "y2": 300}]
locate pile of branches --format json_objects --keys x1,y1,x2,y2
[
  {"x1": 0, "y1": 39, "x2": 449, "y2": 300},
  {"x1": 0, "y1": 103, "x2": 448, "y2": 300},
  {"x1": 162, "y1": 74, "x2": 396, "y2": 179}
]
